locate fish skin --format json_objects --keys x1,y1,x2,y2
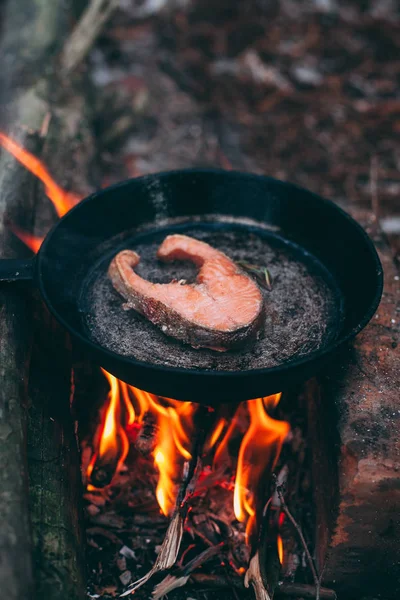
[{"x1": 108, "y1": 234, "x2": 264, "y2": 352}]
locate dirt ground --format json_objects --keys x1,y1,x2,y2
[{"x1": 91, "y1": 0, "x2": 400, "y2": 260}]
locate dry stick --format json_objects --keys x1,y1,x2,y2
[
  {"x1": 60, "y1": 0, "x2": 120, "y2": 73},
  {"x1": 245, "y1": 551, "x2": 272, "y2": 600},
  {"x1": 153, "y1": 542, "x2": 226, "y2": 599},
  {"x1": 276, "y1": 483, "x2": 320, "y2": 600},
  {"x1": 244, "y1": 499, "x2": 274, "y2": 600}
]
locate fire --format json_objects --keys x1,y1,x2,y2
[
  {"x1": 119, "y1": 381, "x2": 136, "y2": 426},
  {"x1": 277, "y1": 534, "x2": 284, "y2": 565},
  {"x1": 127, "y1": 389, "x2": 196, "y2": 516},
  {"x1": 0, "y1": 132, "x2": 80, "y2": 218},
  {"x1": 87, "y1": 370, "x2": 131, "y2": 486},
  {"x1": 233, "y1": 394, "x2": 289, "y2": 540},
  {"x1": 152, "y1": 399, "x2": 195, "y2": 515},
  {"x1": 87, "y1": 379, "x2": 197, "y2": 517},
  {"x1": 8, "y1": 224, "x2": 44, "y2": 253},
  {"x1": 205, "y1": 418, "x2": 226, "y2": 452}
]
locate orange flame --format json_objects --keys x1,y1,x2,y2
[
  {"x1": 96, "y1": 383, "x2": 197, "y2": 516},
  {"x1": 119, "y1": 381, "x2": 136, "y2": 426},
  {"x1": 213, "y1": 415, "x2": 239, "y2": 467},
  {"x1": 233, "y1": 395, "x2": 289, "y2": 540},
  {"x1": 149, "y1": 397, "x2": 195, "y2": 516},
  {"x1": 205, "y1": 418, "x2": 226, "y2": 453},
  {"x1": 0, "y1": 132, "x2": 80, "y2": 217},
  {"x1": 8, "y1": 224, "x2": 44, "y2": 253},
  {"x1": 277, "y1": 534, "x2": 284, "y2": 565},
  {"x1": 87, "y1": 377, "x2": 289, "y2": 556},
  {"x1": 87, "y1": 370, "x2": 130, "y2": 484}
]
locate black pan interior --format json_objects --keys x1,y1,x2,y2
[{"x1": 81, "y1": 219, "x2": 343, "y2": 371}]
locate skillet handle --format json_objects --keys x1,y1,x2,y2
[{"x1": 0, "y1": 258, "x2": 35, "y2": 282}]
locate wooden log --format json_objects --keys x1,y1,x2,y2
[
  {"x1": 307, "y1": 208, "x2": 400, "y2": 599},
  {"x1": 0, "y1": 0, "x2": 68, "y2": 596},
  {"x1": 27, "y1": 304, "x2": 87, "y2": 600},
  {"x1": 0, "y1": 226, "x2": 33, "y2": 600},
  {"x1": 0, "y1": 0, "x2": 107, "y2": 598},
  {"x1": 26, "y1": 88, "x2": 97, "y2": 600}
]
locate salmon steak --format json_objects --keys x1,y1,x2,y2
[{"x1": 108, "y1": 234, "x2": 264, "y2": 352}]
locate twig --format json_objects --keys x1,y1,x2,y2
[
  {"x1": 120, "y1": 510, "x2": 185, "y2": 596},
  {"x1": 236, "y1": 261, "x2": 273, "y2": 291},
  {"x1": 275, "y1": 481, "x2": 320, "y2": 600},
  {"x1": 256, "y1": 498, "x2": 281, "y2": 598},
  {"x1": 39, "y1": 112, "x2": 52, "y2": 138},
  {"x1": 153, "y1": 543, "x2": 225, "y2": 599},
  {"x1": 245, "y1": 551, "x2": 272, "y2": 600},
  {"x1": 60, "y1": 0, "x2": 120, "y2": 73}
]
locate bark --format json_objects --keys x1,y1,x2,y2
[
  {"x1": 27, "y1": 304, "x2": 86, "y2": 600},
  {"x1": 0, "y1": 0, "x2": 99, "y2": 599},
  {"x1": 0, "y1": 243, "x2": 33, "y2": 600}
]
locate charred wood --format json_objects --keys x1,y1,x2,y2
[{"x1": 135, "y1": 410, "x2": 158, "y2": 456}]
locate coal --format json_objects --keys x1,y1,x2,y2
[{"x1": 82, "y1": 220, "x2": 341, "y2": 372}]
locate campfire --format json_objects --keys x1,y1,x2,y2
[
  {"x1": 82, "y1": 369, "x2": 290, "y2": 597},
  {"x1": 1, "y1": 131, "x2": 393, "y2": 600}
]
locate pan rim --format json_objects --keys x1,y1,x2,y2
[{"x1": 37, "y1": 168, "x2": 384, "y2": 382}]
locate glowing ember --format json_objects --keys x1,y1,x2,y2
[{"x1": 0, "y1": 132, "x2": 80, "y2": 218}]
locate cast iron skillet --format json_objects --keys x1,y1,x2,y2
[{"x1": 0, "y1": 170, "x2": 383, "y2": 405}]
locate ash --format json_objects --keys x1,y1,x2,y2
[{"x1": 83, "y1": 225, "x2": 341, "y2": 371}]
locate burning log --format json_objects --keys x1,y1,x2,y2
[
  {"x1": 87, "y1": 373, "x2": 130, "y2": 489},
  {"x1": 87, "y1": 454, "x2": 121, "y2": 488},
  {"x1": 135, "y1": 410, "x2": 158, "y2": 456}
]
